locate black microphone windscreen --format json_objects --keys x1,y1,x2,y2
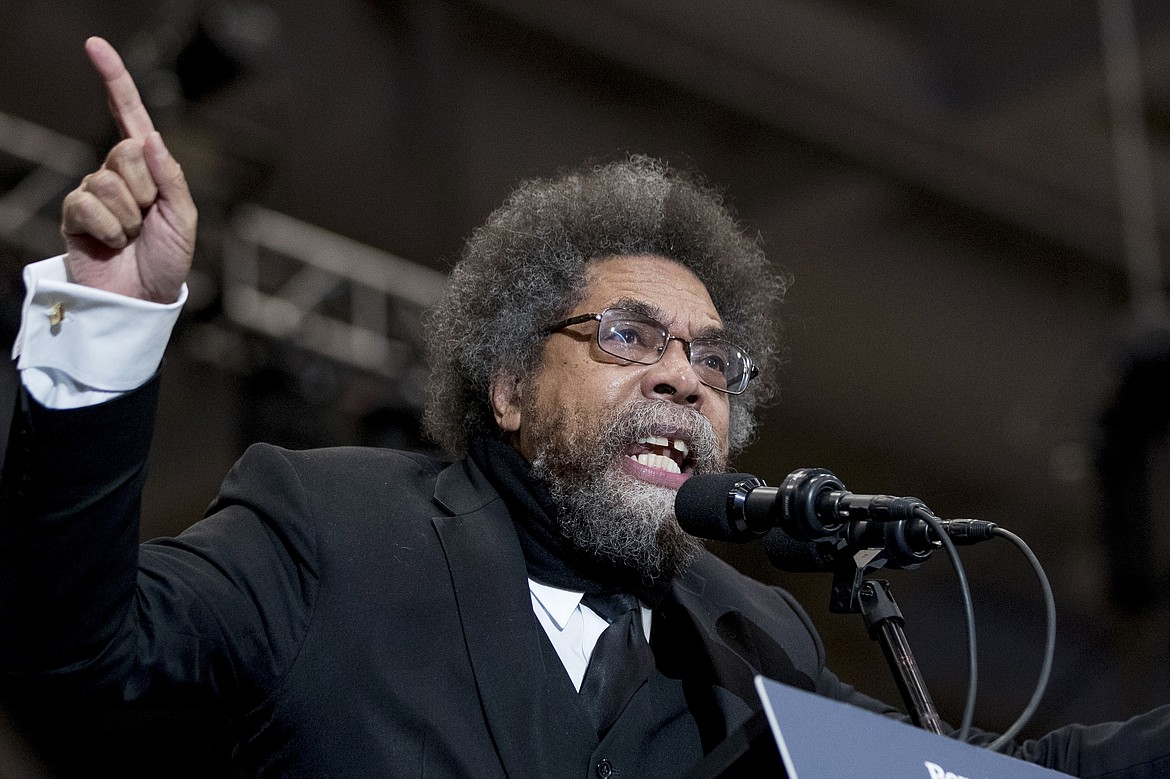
[{"x1": 675, "y1": 472, "x2": 760, "y2": 542}]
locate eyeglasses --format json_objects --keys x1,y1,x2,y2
[{"x1": 545, "y1": 307, "x2": 759, "y2": 395}]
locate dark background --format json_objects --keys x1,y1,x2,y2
[{"x1": 3, "y1": 0, "x2": 1170, "y2": 775}]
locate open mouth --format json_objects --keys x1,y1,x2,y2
[{"x1": 624, "y1": 434, "x2": 693, "y2": 475}]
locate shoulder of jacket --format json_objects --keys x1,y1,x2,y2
[{"x1": 239, "y1": 442, "x2": 450, "y2": 477}]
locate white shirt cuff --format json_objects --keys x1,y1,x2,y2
[{"x1": 12, "y1": 256, "x2": 186, "y2": 409}]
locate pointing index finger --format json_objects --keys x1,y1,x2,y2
[{"x1": 85, "y1": 36, "x2": 156, "y2": 140}]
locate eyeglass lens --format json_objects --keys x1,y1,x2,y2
[{"x1": 596, "y1": 309, "x2": 750, "y2": 392}]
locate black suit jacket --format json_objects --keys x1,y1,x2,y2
[{"x1": 3, "y1": 379, "x2": 1170, "y2": 778}]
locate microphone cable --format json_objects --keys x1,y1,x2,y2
[
  {"x1": 921, "y1": 509, "x2": 1057, "y2": 750},
  {"x1": 675, "y1": 470, "x2": 1055, "y2": 748},
  {"x1": 982, "y1": 526, "x2": 1057, "y2": 752},
  {"x1": 913, "y1": 504, "x2": 978, "y2": 742}
]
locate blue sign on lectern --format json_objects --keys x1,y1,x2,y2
[{"x1": 756, "y1": 676, "x2": 1074, "y2": 779}]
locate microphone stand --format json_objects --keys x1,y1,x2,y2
[
  {"x1": 683, "y1": 542, "x2": 947, "y2": 778},
  {"x1": 829, "y1": 548, "x2": 944, "y2": 735}
]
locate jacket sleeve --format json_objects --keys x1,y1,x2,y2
[
  {"x1": 0, "y1": 379, "x2": 319, "y2": 711},
  {"x1": 1, "y1": 378, "x2": 160, "y2": 679}
]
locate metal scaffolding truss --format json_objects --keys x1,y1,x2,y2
[
  {"x1": 0, "y1": 112, "x2": 447, "y2": 397},
  {"x1": 222, "y1": 204, "x2": 447, "y2": 380},
  {"x1": 0, "y1": 111, "x2": 96, "y2": 258}
]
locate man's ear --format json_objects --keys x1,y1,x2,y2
[{"x1": 490, "y1": 373, "x2": 523, "y2": 434}]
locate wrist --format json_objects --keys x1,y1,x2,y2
[{"x1": 14, "y1": 257, "x2": 186, "y2": 407}]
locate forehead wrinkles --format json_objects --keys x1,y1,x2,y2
[{"x1": 584, "y1": 255, "x2": 712, "y2": 298}]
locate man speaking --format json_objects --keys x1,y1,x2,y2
[{"x1": 2, "y1": 37, "x2": 1170, "y2": 777}]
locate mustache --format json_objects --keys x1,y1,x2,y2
[{"x1": 598, "y1": 400, "x2": 726, "y2": 475}]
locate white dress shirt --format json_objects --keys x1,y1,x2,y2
[
  {"x1": 13, "y1": 257, "x2": 184, "y2": 409},
  {"x1": 529, "y1": 580, "x2": 653, "y2": 691}
]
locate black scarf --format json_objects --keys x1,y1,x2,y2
[
  {"x1": 468, "y1": 436, "x2": 668, "y2": 605},
  {"x1": 469, "y1": 439, "x2": 759, "y2": 754}
]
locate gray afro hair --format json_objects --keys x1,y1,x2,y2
[{"x1": 424, "y1": 156, "x2": 787, "y2": 455}]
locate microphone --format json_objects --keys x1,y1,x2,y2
[
  {"x1": 676, "y1": 469, "x2": 927, "y2": 542},
  {"x1": 675, "y1": 470, "x2": 997, "y2": 571}
]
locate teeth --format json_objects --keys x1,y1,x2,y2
[
  {"x1": 630, "y1": 452, "x2": 681, "y2": 474},
  {"x1": 636, "y1": 435, "x2": 690, "y2": 458}
]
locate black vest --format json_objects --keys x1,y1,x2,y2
[{"x1": 531, "y1": 622, "x2": 703, "y2": 778}]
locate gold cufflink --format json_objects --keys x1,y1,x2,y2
[{"x1": 49, "y1": 302, "x2": 64, "y2": 326}]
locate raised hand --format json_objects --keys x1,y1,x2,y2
[{"x1": 60, "y1": 37, "x2": 197, "y2": 303}]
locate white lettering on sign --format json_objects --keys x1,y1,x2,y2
[{"x1": 924, "y1": 760, "x2": 971, "y2": 779}]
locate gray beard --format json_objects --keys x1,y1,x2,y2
[{"x1": 528, "y1": 400, "x2": 725, "y2": 582}]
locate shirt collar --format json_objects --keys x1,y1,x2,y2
[{"x1": 528, "y1": 578, "x2": 583, "y2": 631}]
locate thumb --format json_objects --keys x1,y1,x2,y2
[{"x1": 143, "y1": 131, "x2": 197, "y2": 234}]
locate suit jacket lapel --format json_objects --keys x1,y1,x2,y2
[
  {"x1": 431, "y1": 457, "x2": 592, "y2": 778},
  {"x1": 655, "y1": 566, "x2": 757, "y2": 750},
  {"x1": 656, "y1": 554, "x2": 818, "y2": 751}
]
